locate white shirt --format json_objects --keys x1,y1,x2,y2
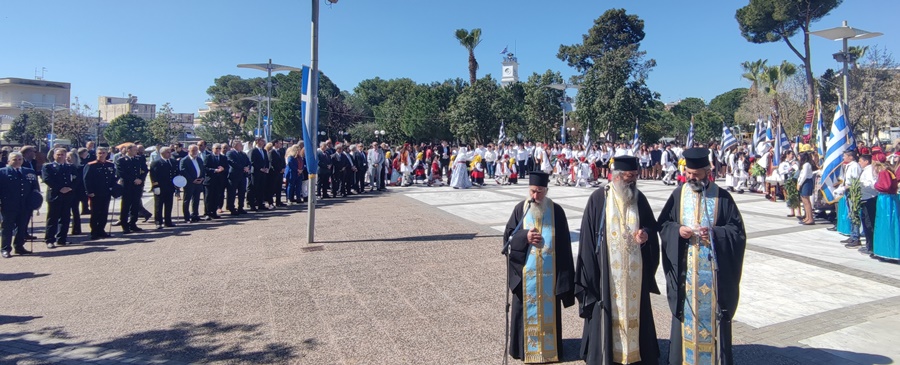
[
  {"x1": 797, "y1": 162, "x2": 813, "y2": 186},
  {"x1": 190, "y1": 157, "x2": 201, "y2": 176},
  {"x1": 484, "y1": 150, "x2": 497, "y2": 162},
  {"x1": 859, "y1": 164, "x2": 877, "y2": 200},
  {"x1": 515, "y1": 147, "x2": 528, "y2": 161},
  {"x1": 842, "y1": 161, "x2": 861, "y2": 187}
]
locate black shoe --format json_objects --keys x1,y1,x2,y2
[
  {"x1": 90, "y1": 235, "x2": 101, "y2": 240},
  {"x1": 71, "y1": 231, "x2": 83, "y2": 236},
  {"x1": 201, "y1": 216, "x2": 212, "y2": 221},
  {"x1": 827, "y1": 226, "x2": 838, "y2": 232},
  {"x1": 276, "y1": 203, "x2": 287, "y2": 207},
  {"x1": 46, "y1": 242, "x2": 56, "y2": 249},
  {"x1": 230, "y1": 210, "x2": 240, "y2": 216},
  {"x1": 190, "y1": 217, "x2": 200, "y2": 223},
  {"x1": 840, "y1": 238, "x2": 854, "y2": 243},
  {"x1": 26, "y1": 234, "x2": 37, "y2": 240},
  {"x1": 15, "y1": 249, "x2": 33, "y2": 255},
  {"x1": 184, "y1": 219, "x2": 191, "y2": 224},
  {"x1": 859, "y1": 248, "x2": 873, "y2": 255},
  {"x1": 844, "y1": 240, "x2": 862, "y2": 248},
  {"x1": 122, "y1": 229, "x2": 132, "y2": 235},
  {"x1": 100, "y1": 232, "x2": 112, "y2": 238},
  {"x1": 1, "y1": 251, "x2": 10, "y2": 258},
  {"x1": 237, "y1": 209, "x2": 248, "y2": 215},
  {"x1": 156, "y1": 224, "x2": 164, "y2": 230},
  {"x1": 165, "y1": 223, "x2": 177, "y2": 228},
  {"x1": 130, "y1": 226, "x2": 143, "y2": 232},
  {"x1": 57, "y1": 241, "x2": 68, "y2": 246}
]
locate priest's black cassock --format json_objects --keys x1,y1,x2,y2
[
  {"x1": 503, "y1": 199, "x2": 576, "y2": 361},
  {"x1": 657, "y1": 183, "x2": 746, "y2": 365},
  {"x1": 575, "y1": 187, "x2": 661, "y2": 365}
]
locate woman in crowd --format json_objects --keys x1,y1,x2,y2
[
  {"x1": 872, "y1": 157, "x2": 900, "y2": 261},
  {"x1": 797, "y1": 151, "x2": 817, "y2": 225}
]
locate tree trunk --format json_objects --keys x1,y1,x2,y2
[
  {"x1": 468, "y1": 50, "x2": 477, "y2": 86},
  {"x1": 803, "y1": 31, "x2": 816, "y2": 109}
]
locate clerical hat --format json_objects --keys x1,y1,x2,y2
[
  {"x1": 682, "y1": 148, "x2": 710, "y2": 169},
  {"x1": 611, "y1": 156, "x2": 639, "y2": 171},
  {"x1": 529, "y1": 171, "x2": 550, "y2": 187}
]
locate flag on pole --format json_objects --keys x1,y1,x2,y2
[
  {"x1": 722, "y1": 125, "x2": 738, "y2": 151},
  {"x1": 820, "y1": 103, "x2": 855, "y2": 203},
  {"x1": 686, "y1": 116, "x2": 694, "y2": 148},
  {"x1": 500, "y1": 46, "x2": 508, "y2": 54},
  {"x1": 498, "y1": 120, "x2": 506, "y2": 143},
  {"x1": 630, "y1": 119, "x2": 640, "y2": 155},
  {"x1": 583, "y1": 126, "x2": 591, "y2": 150},
  {"x1": 779, "y1": 125, "x2": 791, "y2": 153},
  {"x1": 765, "y1": 116, "x2": 774, "y2": 142},
  {"x1": 774, "y1": 121, "x2": 783, "y2": 165},
  {"x1": 300, "y1": 65, "x2": 318, "y2": 175},
  {"x1": 815, "y1": 98, "x2": 826, "y2": 157}
]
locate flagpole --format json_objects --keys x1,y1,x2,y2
[{"x1": 306, "y1": 0, "x2": 320, "y2": 244}]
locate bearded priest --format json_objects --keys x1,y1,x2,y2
[
  {"x1": 575, "y1": 156, "x2": 661, "y2": 365},
  {"x1": 503, "y1": 171, "x2": 576, "y2": 363},
  {"x1": 657, "y1": 148, "x2": 746, "y2": 365}
]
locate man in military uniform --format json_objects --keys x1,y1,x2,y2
[
  {"x1": 226, "y1": 141, "x2": 250, "y2": 215},
  {"x1": 42, "y1": 148, "x2": 77, "y2": 248},
  {"x1": 84, "y1": 147, "x2": 119, "y2": 240},
  {"x1": 150, "y1": 147, "x2": 178, "y2": 229},
  {"x1": 204, "y1": 143, "x2": 227, "y2": 219},
  {"x1": 0, "y1": 152, "x2": 42, "y2": 257},
  {"x1": 116, "y1": 143, "x2": 148, "y2": 234}
]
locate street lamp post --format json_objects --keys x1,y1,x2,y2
[
  {"x1": 20, "y1": 101, "x2": 67, "y2": 150},
  {"x1": 237, "y1": 61, "x2": 302, "y2": 140},
  {"x1": 545, "y1": 83, "x2": 582, "y2": 144},
  {"x1": 810, "y1": 21, "x2": 883, "y2": 122},
  {"x1": 239, "y1": 95, "x2": 279, "y2": 138},
  {"x1": 374, "y1": 129, "x2": 385, "y2": 142}
]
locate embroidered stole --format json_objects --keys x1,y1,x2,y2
[
  {"x1": 605, "y1": 190, "x2": 643, "y2": 363},
  {"x1": 523, "y1": 204, "x2": 558, "y2": 363},
  {"x1": 679, "y1": 185, "x2": 719, "y2": 365}
]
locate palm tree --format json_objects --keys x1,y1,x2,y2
[
  {"x1": 455, "y1": 28, "x2": 482, "y2": 86},
  {"x1": 763, "y1": 60, "x2": 797, "y2": 96},
  {"x1": 741, "y1": 59, "x2": 767, "y2": 95},
  {"x1": 848, "y1": 46, "x2": 869, "y2": 69}
]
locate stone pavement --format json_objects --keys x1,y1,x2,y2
[{"x1": 0, "y1": 180, "x2": 898, "y2": 364}]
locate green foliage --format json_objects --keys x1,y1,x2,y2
[
  {"x1": 848, "y1": 178, "x2": 862, "y2": 226},
  {"x1": 54, "y1": 104, "x2": 95, "y2": 147},
  {"x1": 455, "y1": 28, "x2": 482, "y2": 86},
  {"x1": 741, "y1": 59, "x2": 768, "y2": 94},
  {"x1": 670, "y1": 97, "x2": 706, "y2": 121},
  {"x1": 557, "y1": 8, "x2": 646, "y2": 74},
  {"x1": 763, "y1": 60, "x2": 798, "y2": 95},
  {"x1": 784, "y1": 177, "x2": 801, "y2": 209},
  {"x1": 448, "y1": 75, "x2": 500, "y2": 144},
  {"x1": 709, "y1": 88, "x2": 748, "y2": 126},
  {"x1": 195, "y1": 109, "x2": 238, "y2": 143},
  {"x1": 5, "y1": 111, "x2": 46, "y2": 145},
  {"x1": 692, "y1": 109, "x2": 725, "y2": 144},
  {"x1": 103, "y1": 114, "x2": 149, "y2": 146},
  {"x1": 522, "y1": 71, "x2": 564, "y2": 142},
  {"x1": 147, "y1": 103, "x2": 185, "y2": 145}
]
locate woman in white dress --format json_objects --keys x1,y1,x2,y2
[{"x1": 450, "y1": 146, "x2": 473, "y2": 189}]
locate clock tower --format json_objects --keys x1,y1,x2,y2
[{"x1": 501, "y1": 52, "x2": 519, "y2": 86}]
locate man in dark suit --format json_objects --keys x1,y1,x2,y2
[
  {"x1": 179, "y1": 145, "x2": 206, "y2": 222},
  {"x1": 316, "y1": 142, "x2": 333, "y2": 198},
  {"x1": 249, "y1": 137, "x2": 270, "y2": 211},
  {"x1": 149, "y1": 147, "x2": 178, "y2": 229},
  {"x1": 226, "y1": 141, "x2": 250, "y2": 215},
  {"x1": 42, "y1": 148, "x2": 76, "y2": 248},
  {"x1": 204, "y1": 143, "x2": 227, "y2": 219},
  {"x1": 268, "y1": 140, "x2": 287, "y2": 207},
  {"x1": 0, "y1": 152, "x2": 41, "y2": 257},
  {"x1": 84, "y1": 147, "x2": 118, "y2": 240},
  {"x1": 331, "y1": 144, "x2": 348, "y2": 198},
  {"x1": 115, "y1": 143, "x2": 148, "y2": 234},
  {"x1": 354, "y1": 143, "x2": 368, "y2": 194}
]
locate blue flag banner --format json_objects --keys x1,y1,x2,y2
[
  {"x1": 631, "y1": 119, "x2": 640, "y2": 155},
  {"x1": 766, "y1": 116, "x2": 774, "y2": 142},
  {"x1": 686, "y1": 117, "x2": 694, "y2": 148},
  {"x1": 300, "y1": 65, "x2": 319, "y2": 175},
  {"x1": 722, "y1": 125, "x2": 737, "y2": 151},
  {"x1": 498, "y1": 121, "x2": 506, "y2": 143},
  {"x1": 816, "y1": 101, "x2": 826, "y2": 157},
  {"x1": 820, "y1": 104, "x2": 855, "y2": 203},
  {"x1": 583, "y1": 126, "x2": 591, "y2": 150}
]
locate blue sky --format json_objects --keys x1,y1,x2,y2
[{"x1": 2, "y1": 0, "x2": 897, "y2": 115}]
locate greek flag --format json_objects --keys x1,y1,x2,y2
[
  {"x1": 631, "y1": 119, "x2": 640, "y2": 155},
  {"x1": 779, "y1": 125, "x2": 791, "y2": 153},
  {"x1": 686, "y1": 116, "x2": 694, "y2": 148},
  {"x1": 766, "y1": 116, "x2": 774, "y2": 142},
  {"x1": 751, "y1": 116, "x2": 763, "y2": 155},
  {"x1": 722, "y1": 125, "x2": 737, "y2": 151},
  {"x1": 815, "y1": 100, "x2": 826, "y2": 157},
  {"x1": 583, "y1": 126, "x2": 591, "y2": 150},
  {"x1": 774, "y1": 122, "x2": 783, "y2": 165},
  {"x1": 300, "y1": 65, "x2": 319, "y2": 175},
  {"x1": 820, "y1": 104, "x2": 855, "y2": 202},
  {"x1": 498, "y1": 120, "x2": 506, "y2": 143}
]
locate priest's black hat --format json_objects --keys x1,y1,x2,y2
[
  {"x1": 682, "y1": 148, "x2": 710, "y2": 169},
  {"x1": 611, "y1": 156, "x2": 639, "y2": 171},
  {"x1": 529, "y1": 171, "x2": 550, "y2": 187}
]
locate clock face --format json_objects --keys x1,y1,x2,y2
[{"x1": 504, "y1": 67, "x2": 512, "y2": 76}]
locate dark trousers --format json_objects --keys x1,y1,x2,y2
[
  {"x1": 226, "y1": 178, "x2": 247, "y2": 212},
  {"x1": 45, "y1": 196, "x2": 73, "y2": 244},
  {"x1": 80, "y1": 195, "x2": 90, "y2": 214},
  {"x1": 318, "y1": 173, "x2": 332, "y2": 197},
  {"x1": 518, "y1": 160, "x2": 527, "y2": 177},
  {"x1": 205, "y1": 183, "x2": 224, "y2": 216},
  {"x1": 70, "y1": 196, "x2": 82, "y2": 234},
  {"x1": 154, "y1": 189, "x2": 174, "y2": 225},
  {"x1": 119, "y1": 187, "x2": 142, "y2": 229},
  {"x1": 332, "y1": 170, "x2": 345, "y2": 196},
  {"x1": 343, "y1": 170, "x2": 354, "y2": 195},
  {"x1": 89, "y1": 195, "x2": 111, "y2": 236},
  {"x1": 356, "y1": 169, "x2": 366, "y2": 192},
  {"x1": 862, "y1": 197, "x2": 877, "y2": 251},
  {"x1": 1, "y1": 208, "x2": 31, "y2": 253},
  {"x1": 182, "y1": 183, "x2": 202, "y2": 220},
  {"x1": 269, "y1": 171, "x2": 283, "y2": 204},
  {"x1": 250, "y1": 172, "x2": 267, "y2": 209},
  {"x1": 526, "y1": 158, "x2": 534, "y2": 172}
]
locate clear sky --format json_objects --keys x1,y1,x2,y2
[{"x1": 2, "y1": 0, "x2": 897, "y2": 115}]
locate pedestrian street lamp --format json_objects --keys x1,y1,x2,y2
[
  {"x1": 374, "y1": 129, "x2": 385, "y2": 142},
  {"x1": 810, "y1": 20, "x2": 883, "y2": 121},
  {"x1": 237, "y1": 60, "x2": 302, "y2": 140},
  {"x1": 239, "y1": 95, "x2": 279, "y2": 139},
  {"x1": 20, "y1": 101, "x2": 68, "y2": 150},
  {"x1": 545, "y1": 83, "x2": 581, "y2": 144}
]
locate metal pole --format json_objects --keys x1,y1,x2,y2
[
  {"x1": 306, "y1": 0, "x2": 320, "y2": 244},
  {"x1": 267, "y1": 59, "x2": 272, "y2": 141},
  {"x1": 50, "y1": 107, "x2": 56, "y2": 150},
  {"x1": 257, "y1": 96, "x2": 262, "y2": 138},
  {"x1": 842, "y1": 34, "x2": 850, "y2": 123}
]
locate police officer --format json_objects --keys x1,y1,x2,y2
[
  {"x1": 84, "y1": 147, "x2": 119, "y2": 240},
  {"x1": 42, "y1": 148, "x2": 76, "y2": 248},
  {"x1": 0, "y1": 152, "x2": 41, "y2": 257},
  {"x1": 226, "y1": 141, "x2": 251, "y2": 215},
  {"x1": 116, "y1": 143, "x2": 147, "y2": 234}
]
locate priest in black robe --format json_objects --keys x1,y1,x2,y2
[
  {"x1": 576, "y1": 156, "x2": 661, "y2": 365},
  {"x1": 657, "y1": 148, "x2": 746, "y2": 365},
  {"x1": 503, "y1": 171, "x2": 575, "y2": 363}
]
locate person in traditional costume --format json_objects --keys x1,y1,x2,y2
[
  {"x1": 470, "y1": 154, "x2": 486, "y2": 186},
  {"x1": 575, "y1": 157, "x2": 593, "y2": 188},
  {"x1": 503, "y1": 171, "x2": 575, "y2": 363},
  {"x1": 575, "y1": 156, "x2": 661, "y2": 365},
  {"x1": 450, "y1": 147, "x2": 473, "y2": 189},
  {"x1": 509, "y1": 157, "x2": 519, "y2": 185},
  {"x1": 872, "y1": 156, "x2": 900, "y2": 261},
  {"x1": 495, "y1": 154, "x2": 510, "y2": 185},
  {"x1": 657, "y1": 148, "x2": 747, "y2": 365}
]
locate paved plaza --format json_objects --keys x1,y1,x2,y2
[{"x1": 1, "y1": 180, "x2": 900, "y2": 364}]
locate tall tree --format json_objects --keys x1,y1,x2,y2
[
  {"x1": 103, "y1": 114, "x2": 149, "y2": 146},
  {"x1": 559, "y1": 9, "x2": 658, "y2": 140},
  {"x1": 522, "y1": 71, "x2": 564, "y2": 142},
  {"x1": 763, "y1": 60, "x2": 798, "y2": 96},
  {"x1": 454, "y1": 28, "x2": 482, "y2": 86},
  {"x1": 195, "y1": 109, "x2": 239, "y2": 143},
  {"x1": 55, "y1": 103, "x2": 95, "y2": 147},
  {"x1": 709, "y1": 88, "x2": 749, "y2": 127},
  {"x1": 147, "y1": 102, "x2": 185, "y2": 145},
  {"x1": 741, "y1": 59, "x2": 768, "y2": 95},
  {"x1": 448, "y1": 75, "x2": 500, "y2": 144},
  {"x1": 736, "y1": 0, "x2": 843, "y2": 106}
]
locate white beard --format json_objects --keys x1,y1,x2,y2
[{"x1": 612, "y1": 181, "x2": 637, "y2": 206}]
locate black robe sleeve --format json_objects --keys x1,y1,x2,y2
[
  {"x1": 576, "y1": 188, "x2": 605, "y2": 318},
  {"x1": 711, "y1": 188, "x2": 746, "y2": 321},
  {"x1": 503, "y1": 201, "x2": 530, "y2": 298},
  {"x1": 658, "y1": 184, "x2": 687, "y2": 318},
  {"x1": 637, "y1": 192, "x2": 661, "y2": 296}
]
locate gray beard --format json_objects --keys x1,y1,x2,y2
[
  {"x1": 688, "y1": 179, "x2": 707, "y2": 192},
  {"x1": 612, "y1": 181, "x2": 637, "y2": 205},
  {"x1": 530, "y1": 197, "x2": 552, "y2": 218}
]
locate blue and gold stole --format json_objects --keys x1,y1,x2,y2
[
  {"x1": 523, "y1": 204, "x2": 558, "y2": 363},
  {"x1": 679, "y1": 184, "x2": 719, "y2": 365}
]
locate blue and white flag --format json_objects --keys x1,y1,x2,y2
[
  {"x1": 722, "y1": 125, "x2": 738, "y2": 151},
  {"x1": 779, "y1": 125, "x2": 791, "y2": 153},
  {"x1": 500, "y1": 46, "x2": 508, "y2": 54},
  {"x1": 820, "y1": 104, "x2": 855, "y2": 203},
  {"x1": 631, "y1": 119, "x2": 640, "y2": 155},
  {"x1": 583, "y1": 126, "x2": 591, "y2": 150},
  {"x1": 498, "y1": 120, "x2": 506, "y2": 143},
  {"x1": 765, "y1": 116, "x2": 774, "y2": 142},
  {"x1": 773, "y1": 122, "x2": 783, "y2": 165},
  {"x1": 686, "y1": 116, "x2": 694, "y2": 148},
  {"x1": 300, "y1": 65, "x2": 319, "y2": 175},
  {"x1": 815, "y1": 101, "x2": 826, "y2": 157}
]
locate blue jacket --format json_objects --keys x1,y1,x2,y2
[{"x1": 0, "y1": 166, "x2": 41, "y2": 211}]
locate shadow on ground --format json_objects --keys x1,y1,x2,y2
[{"x1": 0, "y1": 321, "x2": 306, "y2": 364}]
